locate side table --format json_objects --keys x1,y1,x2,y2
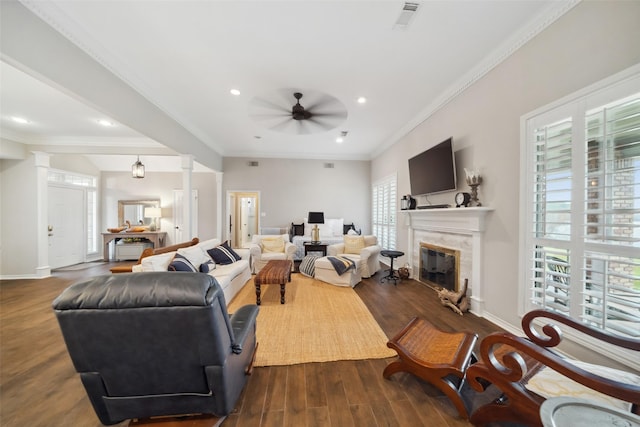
[
  {"x1": 540, "y1": 396, "x2": 640, "y2": 427},
  {"x1": 380, "y1": 249, "x2": 404, "y2": 285},
  {"x1": 304, "y1": 242, "x2": 328, "y2": 257}
]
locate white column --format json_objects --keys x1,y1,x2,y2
[
  {"x1": 181, "y1": 154, "x2": 194, "y2": 239},
  {"x1": 34, "y1": 151, "x2": 51, "y2": 278},
  {"x1": 215, "y1": 172, "x2": 223, "y2": 239}
]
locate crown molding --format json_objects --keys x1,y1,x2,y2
[{"x1": 370, "y1": 0, "x2": 581, "y2": 159}]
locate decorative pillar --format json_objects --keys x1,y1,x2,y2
[
  {"x1": 181, "y1": 154, "x2": 194, "y2": 239},
  {"x1": 34, "y1": 151, "x2": 51, "y2": 278},
  {"x1": 215, "y1": 172, "x2": 223, "y2": 240}
]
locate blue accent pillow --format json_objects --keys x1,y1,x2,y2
[
  {"x1": 207, "y1": 241, "x2": 241, "y2": 265},
  {"x1": 200, "y1": 259, "x2": 216, "y2": 273},
  {"x1": 168, "y1": 253, "x2": 197, "y2": 272}
]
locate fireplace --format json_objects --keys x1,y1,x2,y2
[
  {"x1": 403, "y1": 207, "x2": 492, "y2": 315},
  {"x1": 419, "y1": 242, "x2": 460, "y2": 292}
]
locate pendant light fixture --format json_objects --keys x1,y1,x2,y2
[{"x1": 132, "y1": 156, "x2": 145, "y2": 178}]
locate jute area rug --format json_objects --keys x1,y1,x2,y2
[{"x1": 227, "y1": 273, "x2": 396, "y2": 367}]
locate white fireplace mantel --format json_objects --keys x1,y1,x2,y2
[
  {"x1": 402, "y1": 207, "x2": 493, "y2": 233},
  {"x1": 401, "y1": 207, "x2": 494, "y2": 316}
]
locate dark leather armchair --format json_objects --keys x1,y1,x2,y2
[{"x1": 53, "y1": 272, "x2": 259, "y2": 425}]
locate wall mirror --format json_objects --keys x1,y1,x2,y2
[{"x1": 118, "y1": 199, "x2": 160, "y2": 227}]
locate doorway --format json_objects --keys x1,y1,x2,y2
[
  {"x1": 227, "y1": 191, "x2": 259, "y2": 248},
  {"x1": 48, "y1": 185, "x2": 85, "y2": 269},
  {"x1": 173, "y1": 189, "x2": 199, "y2": 244}
]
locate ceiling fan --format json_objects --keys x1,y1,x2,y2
[{"x1": 249, "y1": 89, "x2": 348, "y2": 135}]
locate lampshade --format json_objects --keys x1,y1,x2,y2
[
  {"x1": 144, "y1": 207, "x2": 161, "y2": 218},
  {"x1": 308, "y1": 212, "x2": 324, "y2": 224},
  {"x1": 132, "y1": 156, "x2": 145, "y2": 178}
]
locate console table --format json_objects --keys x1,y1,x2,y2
[{"x1": 101, "y1": 231, "x2": 167, "y2": 261}]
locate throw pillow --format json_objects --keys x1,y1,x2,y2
[
  {"x1": 299, "y1": 255, "x2": 320, "y2": 278},
  {"x1": 140, "y1": 251, "x2": 176, "y2": 271},
  {"x1": 344, "y1": 235, "x2": 366, "y2": 254},
  {"x1": 207, "y1": 241, "x2": 241, "y2": 265},
  {"x1": 177, "y1": 245, "x2": 211, "y2": 269},
  {"x1": 196, "y1": 238, "x2": 221, "y2": 251},
  {"x1": 261, "y1": 237, "x2": 285, "y2": 253},
  {"x1": 168, "y1": 253, "x2": 198, "y2": 272},
  {"x1": 291, "y1": 223, "x2": 305, "y2": 236},
  {"x1": 200, "y1": 259, "x2": 216, "y2": 273}
]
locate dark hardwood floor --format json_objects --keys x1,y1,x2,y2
[{"x1": 0, "y1": 262, "x2": 504, "y2": 427}]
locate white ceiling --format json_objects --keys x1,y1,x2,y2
[{"x1": 1, "y1": 0, "x2": 572, "y2": 170}]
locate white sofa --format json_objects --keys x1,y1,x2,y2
[
  {"x1": 327, "y1": 235, "x2": 381, "y2": 278},
  {"x1": 249, "y1": 234, "x2": 296, "y2": 274},
  {"x1": 132, "y1": 238, "x2": 251, "y2": 303}
]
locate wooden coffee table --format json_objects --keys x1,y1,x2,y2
[{"x1": 253, "y1": 259, "x2": 293, "y2": 305}]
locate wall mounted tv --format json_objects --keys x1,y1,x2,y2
[{"x1": 408, "y1": 137, "x2": 457, "y2": 196}]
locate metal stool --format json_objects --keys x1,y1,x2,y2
[{"x1": 380, "y1": 249, "x2": 404, "y2": 285}]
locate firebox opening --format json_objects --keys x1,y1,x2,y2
[{"x1": 419, "y1": 242, "x2": 460, "y2": 292}]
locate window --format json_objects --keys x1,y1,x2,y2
[
  {"x1": 522, "y1": 68, "x2": 640, "y2": 368},
  {"x1": 372, "y1": 174, "x2": 397, "y2": 250}
]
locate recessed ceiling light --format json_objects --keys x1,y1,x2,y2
[
  {"x1": 336, "y1": 137, "x2": 344, "y2": 143},
  {"x1": 11, "y1": 116, "x2": 30, "y2": 124},
  {"x1": 230, "y1": 89, "x2": 241, "y2": 96},
  {"x1": 357, "y1": 97, "x2": 367, "y2": 104},
  {"x1": 97, "y1": 119, "x2": 115, "y2": 127}
]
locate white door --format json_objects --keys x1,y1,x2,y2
[
  {"x1": 48, "y1": 185, "x2": 84, "y2": 268},
  {"x1": 173, "y1": 189, "x2": 198, "y2": 243}
]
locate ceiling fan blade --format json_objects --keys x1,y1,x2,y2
[
  {"x1": 305, "y1": 117, "x2": 333, "y2": 133},
  {"x1": 251, "y1": 97, "x2": 290, "y2": 113},
  {"x1": 249, "y1": 112, "x2": 290, "y2": 120},
  {"x1": 269, "y1": 117, "x2": 295, "y2": 133},
  {"x1": 305, "y1": 93, "x2": 339, "y2": 111},
  {"x1": 293, "y1": 120, "x2": 307, "y2": 135},
  {"x1": 311, "y1": 111, "x2": 348, "y2": 120}
]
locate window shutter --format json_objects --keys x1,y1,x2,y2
[{"x1": 372, "y1": 174, "x2": 397, "y2": 250}]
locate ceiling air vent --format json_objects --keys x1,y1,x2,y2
[
  {"x1": 393, "y1": 2, "x2": 420, "y2": 30},
  {"x1": 247, "y1": 161, "x2": 259, "y2": 167},
  {"x1": 324, "y1": 163, "x2": 335, "y2": 169}
]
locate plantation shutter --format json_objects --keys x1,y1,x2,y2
[
  {"x1": 530, "y1": 117, "x2": 573, "y2": 314},
  {"x1": 526, "y1": 88, "x2": 640, "y2": 339},
  {"x1": 372, "y1": 174, "x2": 397, "y2": 250},
  {"x1": 581, "y1": 95, "x2": 640, "y2": 337}
]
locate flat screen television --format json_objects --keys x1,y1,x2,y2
[{"x1": 408, "y1": 137, "x2": 457, "y2": 196}]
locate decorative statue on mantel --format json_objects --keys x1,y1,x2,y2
[{"x1": 437, "y1": 278, "x2": 469, "y2": 316}]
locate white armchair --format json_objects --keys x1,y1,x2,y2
[
  {"x1": 249, "y1": 234, "x2": 296, "y2": 274},
  {"x1": 328, "y1": 235, "x2": 381, "y2": 278}
]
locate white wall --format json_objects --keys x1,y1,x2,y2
[
  {"x1": 372, "y1": 1, "x2": 640, "y2": 335},
  {"x1": 0, "y1": 156, "x2": 38, "y2": 277},
  {"x1": 222, "y1": 157, "x2": 371, "y2": 236}
]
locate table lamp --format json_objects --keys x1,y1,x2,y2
[
  {"x1": 308, "y1": 212, "x2": 324, "y2": 244},
  {"x1": 144, "y1": 207, "x2": 161, "y2": 231}
]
